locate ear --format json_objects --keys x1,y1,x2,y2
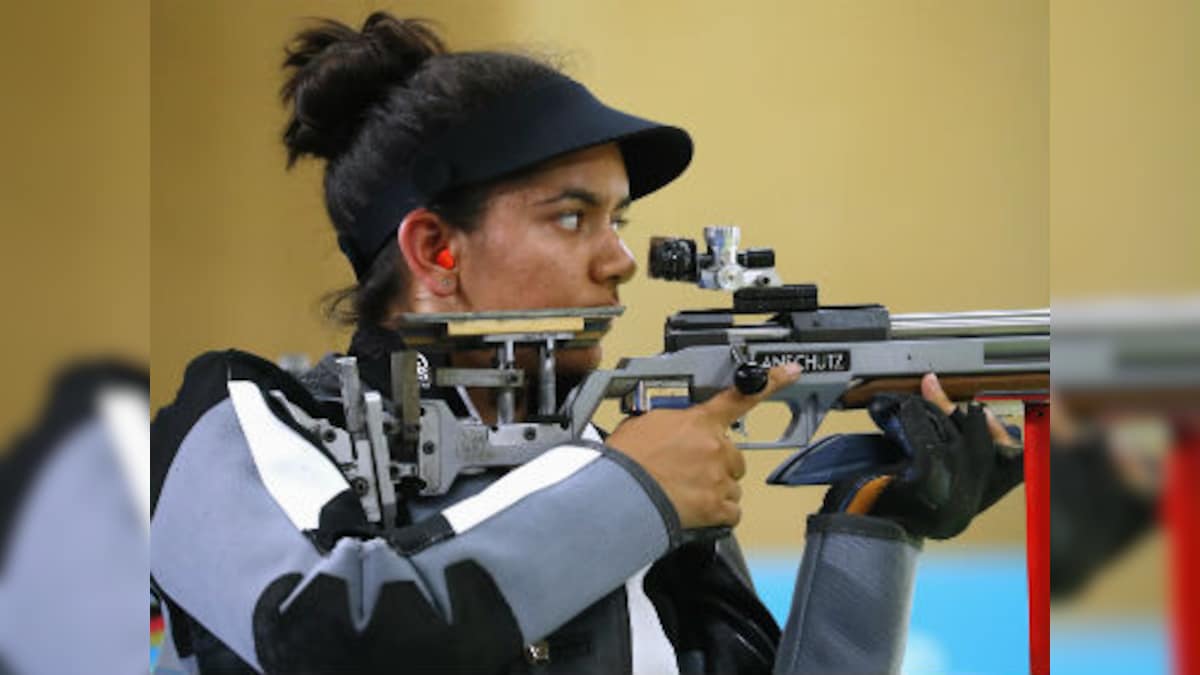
[{"x1": 396, "y1": 208, "x2": 459, "y2": 298}]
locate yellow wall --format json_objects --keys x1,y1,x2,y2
[
  {"x1": 1051, "y1": 0, "x2": 1200, "y2": 298},
  {"x1": 0, "y1": 2, "x2": 149, "y2": 441},
  {"x1": 150, "y1": 0, "x2": 1048, "y2": 549}
]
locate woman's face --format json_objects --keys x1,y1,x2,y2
[
  {"x1": 458, "y1": 143, "x2": 636, "y2": 311},
  {"x1": 454, "y1": 142, "x2": 638, "y2": 372}
]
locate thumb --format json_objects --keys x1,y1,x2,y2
[
  {"x1": 698, "y1": 363, "x2": 803, "y2": 427},
  {"x1": 921, "y1": 373, "x2": 957, "y2": 415}
]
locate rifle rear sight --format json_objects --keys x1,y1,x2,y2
[
  {"x1": 649, "y1": 225, "x2": 782, "y2": 292},
  {"x1": 649, "y1": 225, "x2": 823, "y2": 314}
]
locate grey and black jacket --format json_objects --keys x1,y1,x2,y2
[{"x1": 150, "y1": 340, "x2": 921, "y2": 674}]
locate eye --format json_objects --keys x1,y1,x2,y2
[
  {"x1": 611, "y1": 215, "x2": 630, "y2": 231},
  {"x1": 556, "y1": 211, "x2": 583, "y2": 231}
]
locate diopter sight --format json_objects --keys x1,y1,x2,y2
[{"x1": 648, "y1": 225, "x2": 780, "y2": 291}]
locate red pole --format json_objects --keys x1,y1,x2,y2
[
  {"x1": 1166, "y1": 423, "x2": 1200, "y2": 675},
  {"x1": 1024, "y1": 401, "x2": 1050, "y2": 675}
]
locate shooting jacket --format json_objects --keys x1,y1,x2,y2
[{"x1": 151, "y1": 336, "x2": 921, "y2": 674}]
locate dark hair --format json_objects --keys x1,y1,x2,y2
[{"x1": 280, "y1": 12, "x2": 560, "y2": 327}]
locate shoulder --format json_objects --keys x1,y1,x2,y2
[
  {"x1": 159, "y1": 350, "x2": 320, "y2": 417},
  {"x1": 151, "y1": 350, "x2": 330, "y2": 512}
]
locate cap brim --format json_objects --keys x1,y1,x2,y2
[
  {"x1": 616, "y1": 125, "x2": 693, "y2": 200},
  {"x1": 351, "y1": 77, "x2": 693, "y2": 278}
]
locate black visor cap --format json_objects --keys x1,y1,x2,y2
[{"x1": 346, "y1": 75, "x2": 693, "y2": 278}]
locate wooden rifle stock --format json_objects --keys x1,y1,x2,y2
[{"x1": 839, "y1": 372, "x2": 1051, "y2": 409}]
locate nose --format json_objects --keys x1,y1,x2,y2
[{"x1": 590, "y1": 227, "x2": 638, "y2": 292}]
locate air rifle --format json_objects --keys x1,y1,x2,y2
[{"x1": 277, "y1": 226, "x2": 1049, "y2": 527}]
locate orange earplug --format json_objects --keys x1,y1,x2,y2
[{"x1": 435, "y1": 248, "x2": 456, "y2": 270}]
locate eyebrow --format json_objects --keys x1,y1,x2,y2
[{"x1": 535, "y1": 188, "x2": 632, "y2": 210}]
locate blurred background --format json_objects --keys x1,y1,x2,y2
[
  {"x1": 1049, "y1": 1, "x2": 1198, "y2": 674},
  {"x1": 0, "y1": 1, "x2": 148, "y2": 441},
  {"x1": 0, "y1": 3, "x2": 149, "y2": 675},
  {"x1": 2, "y1": 1, "x2": 1196, "y2": 674}
]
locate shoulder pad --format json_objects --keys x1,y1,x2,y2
[{"x1": 152, "y1": 350, "x2": 325, "y2": 514}]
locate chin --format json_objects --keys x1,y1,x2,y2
[
  {"x1": 510, "y1": 343, "x2": 601, "y2": 382},
  {"x1": 512, "y1": 344, "x2": 602, "y2": 396},
  {"x1": 550, "y1": 346, "x2": 602, "y2": 399},
  {"x1": 556, "y1": 344, "x2": 603, "y2": 375}
]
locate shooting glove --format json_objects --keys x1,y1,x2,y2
[
  {"x1": 822, "y1": 394, "x2": 1024, "y2": 540},
  {"x1": 1050, "y1": 432, "x2": 1156, "y2": 599}
]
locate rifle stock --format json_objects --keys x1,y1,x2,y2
[{"x1": 840, "y1": 372, "x2": 1050, "y2": 408}]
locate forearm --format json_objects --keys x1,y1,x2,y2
[{"x1": 774, "y1": 514, "x2": 920, "y2": 675}]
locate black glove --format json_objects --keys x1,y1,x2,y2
[
  {"x1": 1050, "y1": 432, "x2": 1155, "y2": 599},
  {"x1": 823, "y1": 394, "x2": 1024, "y2": 540}
]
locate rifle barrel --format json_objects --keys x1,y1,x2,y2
[{"x1": 890, "y1": 309, "x2": 1050, "y2": 338}]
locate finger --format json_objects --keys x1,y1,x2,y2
[
  {"x1": 920, "y1": 372, "x2": 956, "y2": 416},
  {"x1": 699, "y1": 363, "x2": 803, "y2": 428},
  {"x1": 719, "y1": 500, "x2": 743, "y2": 527},
  {"x1": 720, "y1": 435, "x2": 746, "y2": 480},
  {"x1": 727, "y1": 480, "x2": 743, "y2": 504},
  {"x1": 983, "y1": 406, "x2": 1020, "y2": 448},
  {"x1": 962, "y1": 402, "x2": 995, "y2": 454}
]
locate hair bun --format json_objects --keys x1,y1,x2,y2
[{"x1": 281, "y1": 13, "x2": 445, "y2": 165}]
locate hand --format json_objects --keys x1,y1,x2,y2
[
  {"x1": 608, "y1": 364, "x2": 802, "y2": 530},
  {"x1": 825, "y1": 373, "x2": 1024, "y2": 539}
]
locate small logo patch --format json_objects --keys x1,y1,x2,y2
[
  {"x1": 758, "y1": 350, "x2": 851, "y2": 373},
  {"x1": 416, "y1": 352, "x2": 432, "y2": 389}
]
